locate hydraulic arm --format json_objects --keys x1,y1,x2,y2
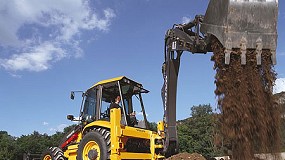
[
  {"x1": 161, "y1": 0, "x2": 278, "y2": 156},
  {"x1": 161, "y1": 14, "x2": 210, "y2": 156}
]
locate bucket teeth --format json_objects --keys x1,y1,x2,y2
[
  {"x1": 271, "y1": 41, "x2": 277, "y2": 65},
  {"x1": 240, "y1": 37, "x2": 247, "y2": 65},
  {"x1": 256, "y1": 52, "x2": 262, "y2": 65},
  {"x1": 241, "y1": 51, "x2": 246, "y2": 65},
  {"x1": 256, "y1": 38, "x2": 263, "y2": 65},
  {"x1": 225, "y1": 51, "x2": 231, "y2": 65},
  {"x1": 271, "y1": 50, "x2": 277, "y2": 65},
  {"x1": 223, "y1": 37, "x2": 275, "y2": 66},
  {"x1": 224, "y1": 38, "x2": 232, "y2": 65}
]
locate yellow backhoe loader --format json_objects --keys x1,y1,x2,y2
[
  {"x1": 41, "y1": 0, "x2": 279, "y2": 159},
  {"x1": 42, "y1": 76, "x2": 165, "y2": 160}
]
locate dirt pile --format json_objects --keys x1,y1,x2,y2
[
  {"x1": 211, "y1": 39, "x2": 281, "y2": 159},
  {"x1": 166, "y1": 152, "x2": 206, "y2": 160}
]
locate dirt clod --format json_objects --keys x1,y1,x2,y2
[
  {"x1": 212, "y1": 38, "x2": 281, "y2": 160},
  {"x1": 167, "y1": 152, "x2": 206, "y2": 160}
]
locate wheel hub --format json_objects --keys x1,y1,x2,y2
[
  {"x1": 83, "y1": 140, "x2": 100, "y2": 160},
  {"x1": 43, "y1": 155, "x2": 52, "y2": 160},
  {"x1": 88, "y1": 149, "x2": 98, "y2": 160}
]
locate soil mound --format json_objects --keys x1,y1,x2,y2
[
  {"x1": 211, "y1": 39, "x2": 281, "y2": 160},
  {"x1": 167, "y1": 152, "x2": 206, "y2": 160}
]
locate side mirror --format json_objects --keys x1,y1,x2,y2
[
  {"x1": 70, "y1": 91, "x2": 75, "y2": 100},
  {"x1": 67, "y1": 115, "x2": 74, "y2": 121}
]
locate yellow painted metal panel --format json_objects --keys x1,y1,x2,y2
[
  {"x1": 109, "y1": 108, "x2": 164, "y2": 160},
  {"x1": 67, "y1": 144, "x2": 78, "y2": 150},
  {"x1": 122, "y1": 126, "x2": 152, "y2": 139},
  {"x1": 76, "y1": 132, "x2": 82, "y2": 143},
  {"x1": 89, "y1": 76, "x2": 125, "y2": 89},
  {"x1": 110, "y1": 108, "x2": 122, "y2": 160},
  {"x1": 83, "y1": 120, "x2": 111, "y2": 132},
  {"x1": 120, "y1": 152, "x2": 152, "y2": 159},
  {"x1": 64, "y1": 144, "x2": 78, "y2": 160},
  {"x1": 88, "y1": 76, "x2": 144, "y2": 90}
]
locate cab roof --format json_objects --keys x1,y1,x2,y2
[
  {"x1": 94, "y1": 76, "x2": 125, "y2": 86},
  {"x1": 89, "y1": 76, "x2": 147, "y2": 92}
]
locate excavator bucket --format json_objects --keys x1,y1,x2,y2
[{"x1": 201, "y1": 0, "x2": 278, "y2": 65}]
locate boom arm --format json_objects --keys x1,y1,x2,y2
[
  {"x1": 161, "y1": 0, "x2": 278, "y2": 156},
  {"x1": 161, "y1": 15, "x2": 211, "y2": 155}
]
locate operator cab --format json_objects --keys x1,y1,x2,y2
[{"x1": 73, "y1": 76, "x2": 149, "y2": 128}]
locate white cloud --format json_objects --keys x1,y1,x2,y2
[
  {"x1": 137, "y1": 111, "x2": 149, "y2": 117},
  {"x1": 49, "y1": 123, "x2": 68, "y2": 132},
  {"x1": 9, "y1": 73, "x2": 22, "y2": 78},
  {"x1": 43, "y1": 122, "x2": 49, "y2": 126},
  {"x1": 1, "y1": 42, "x2": 66, "y2": 72},
  {"x1": 182, "y1": 16, "x2": 191, "y2": 24},
  {"x1": 273, "y1": 78, "x2": 285, "y2": 94},
  {"x1": 0, "y1": 0, "x2": 115, "y2": 72}
]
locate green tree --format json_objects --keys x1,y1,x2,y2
[
  {"x1": 177, "y1": 104, "x2": 222, "y2": 158},
  {"x1": 0, "y1": 125, "x2": 78, "y2": 159},
  {"x1": 0, "y1": 131, "x2": 17, "y2": 160},
  {"x1": 16, "y1": 131, "x2": 52, "y2": 159},
  {"x1": 147, "y1": 122, "x2": 157, "y2": 131}
]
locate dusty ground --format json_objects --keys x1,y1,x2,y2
[
  {"x1": 212, "y1": 39, "x2": 281, "y2": 159},
  {"x1": 166, "y1": 152, "x2": 206, "y2": 160}
]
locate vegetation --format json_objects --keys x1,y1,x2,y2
[
  {"x1": 177, "y1": 104, "x2": 223, "y2": 158},
  {"x1": 1, "y1": 102, "x2": 284, "y2": 159},
  {"x1": 0, "y1": 125, "x2": 76, "y2": 160},
  {"x1": 147, "y1": 121, "x2": 158, "y2": 131}
]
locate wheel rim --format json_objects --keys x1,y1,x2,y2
[
  {"x1": 83, "y1": 140, "x2": 100, "y2": 160},
  {"x1": 43, "y1": 155, "x2": 52, "y2": 160}
]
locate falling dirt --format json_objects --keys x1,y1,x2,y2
[
  {"x1": 211, "y1": 38, "x2": 281, "y2": 159},
  {"x1": 166, "y1": 152, "x2": 206, "y2": 160}
]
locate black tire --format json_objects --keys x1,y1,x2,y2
[
  {"x1": 76, "y1": 130, "x2": 109, "y2": 160},
  {"x1": 41, "y1": 147, "x2": 65, "y2": 160},
  {"x1": 94, "y1": 128, "x2": 111, "y2": 157}
]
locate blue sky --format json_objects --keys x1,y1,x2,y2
[{"x1": 0, "y1": 0, "x2": 284, "y2": 137}]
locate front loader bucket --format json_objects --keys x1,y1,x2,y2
[{"x1": 201, "y1": 0, "x2": 278, "y2": 65}]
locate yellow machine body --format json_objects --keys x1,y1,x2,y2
[
  {"x1": 51, "y1": 76, "x2": 165, "y2": 160},
  {"x1": 63, "y1": 108, "x2": 164, "y2": 160}
]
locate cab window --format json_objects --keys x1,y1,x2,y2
[{"x1": 82, "y1": 89, "x2": 96, "y2": 122}]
